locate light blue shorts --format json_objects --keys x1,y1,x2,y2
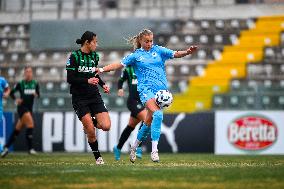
[{"x1": 138, "y1": 87, "x2": 157, "y2": 105}]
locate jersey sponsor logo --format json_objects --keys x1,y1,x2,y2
[
  {"x1": 24, "y1": 89, "x2": 36, "y2": 95},
  {"x1": 78, "y1": 66, "x2": 94, "y2": 73}
]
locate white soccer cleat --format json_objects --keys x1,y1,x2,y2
[
  {"x1": 1, "y1": 147, "x2": 9, "y2": 158},
  {"x1": 29, "y1": 149, "x2": 37, "y2": 155},
  {"x1": 129, "y1": 147, "x2": 136, "y2": 163},
  {"x1": 151, "y1": 151, "x2": 159, "y2": 162},
  {"x1": 96, "y1": 157, "x2": 104, "y2": 165}
]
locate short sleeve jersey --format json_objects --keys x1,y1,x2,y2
[{"x1": 121, "y1": 45, "x2": 174, "y2": 93}]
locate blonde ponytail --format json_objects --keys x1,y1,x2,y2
[{"x1": 127, "y1": 29, "x2": 153, "y2": 51}]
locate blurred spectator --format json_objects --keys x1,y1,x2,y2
[
  {"x1": 235, "y1": 0, "x2": 249, "y2": 3},
  {"x1": 99, "y1": 0, "x2": 118, "y2": 9}
]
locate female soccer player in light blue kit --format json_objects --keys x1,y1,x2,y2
[
  {"x1": 96, "y1": 29, "x2": 197, "y2": 162},
  {"x1": 0, "y1": 77, "x2": 10, "y2": 127}
]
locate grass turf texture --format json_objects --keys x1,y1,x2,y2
[{"x1": 0, "y1": 153, "x2": 283, "y2": 189}]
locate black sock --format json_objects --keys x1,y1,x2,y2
[
  {"x1": 117, "y1": 125, "x2": 134, "y2": 150},
  {"x1": 92, "y1": 117, "x2": 97, "y2": 128},
  {"x1": 26, "y1": 128, "x2": 34, "y2": 150},
  {"x1": 5, "y1": 130, "x2": 20, "y2": 148},
  {"x1": 88, "y1": 140, "x2": 101, "y2": 160},
  {"x1": 138, "y1": 123, "x2": 143, "y2": 147}
]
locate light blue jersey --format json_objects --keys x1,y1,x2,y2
[
  {"x1": 0, "y1": 77, "x2": 9, "y2": 119},
  {"x1": 121, "y1": 45, "x2": 174, "y2": 104},
  {"x1": 0, "y1": 77, "x2": 9, "y2": 114}
]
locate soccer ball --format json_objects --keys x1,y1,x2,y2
[{"x1": 155, "y1": 90, "x2": 173, "y2": 109}]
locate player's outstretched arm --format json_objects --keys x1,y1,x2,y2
[
  {"x1": 174, "y1": 45, "x2": 198, "y2": 58},
  {"x1": 96, "y1": 62, "x2": 124, "y2": 74}
]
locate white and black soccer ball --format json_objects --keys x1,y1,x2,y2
[{"x1": 155, "y1": 90, "x2": 173, "y2": 109}]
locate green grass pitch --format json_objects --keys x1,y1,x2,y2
[{"x1": 0, "y1": 153, "x2": 283, "y2": 189}]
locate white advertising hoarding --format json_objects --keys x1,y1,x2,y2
[{"x1": 215, "y1": 111, "x2": 284, "y2": 155}]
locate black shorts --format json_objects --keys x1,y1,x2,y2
[
  {"x1": 17, "y1": 105, "x2": 32, "y2": 118},
  {"x1": 127, "y1": 98, "x2": 145, "y2": 119},
  {"x1": 72, "y1": 98, "x2": 108, "y2": 120}
]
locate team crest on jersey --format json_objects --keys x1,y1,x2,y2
[{"x1": 152, "y1": 52, "x2": 157, "y2": 57}]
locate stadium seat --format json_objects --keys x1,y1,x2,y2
[
  {"x1": 45, "y1": 82, "x2": 54, "y2": 91},
  {"x1": 180, "y1": 65, "x2": 189, "y2": 74},
  {"x1": 2, "y1": 25, "x2": 11, "y2": 37},
  {"x1": 60, "y1": 82, "x2": 69, "y2": 92},
  {"x1": 17, "y1": 25, "x2": 25, "y2": 37},
  {"x1": 108, "y1": 51, "x2": 120, "y2": 61},
  {"x1": 52, "y1": 52, "x2": 61, "y2": 61},
  {"x1": 197, "y1": 50, "x2": 207, "y2": 59},
  {"x1": 215, "y1": 20, "x2": 225, "y2": 29},
  {"x1": 200, "y1": 20, "x2": 210, "y2": 29},
  {"x1": 25, "y1": 53, "x2": 33, "y2": 62},
  {"x1": 35, "y1": 67, "x2": 43, "y2": 76},
  {"x1": 10, "y1": 53, "x2": 18, "y2": 62},
  {"x1": 8, "y1": 68, "x2": 15, "y2": 77},
  {"x1": 41, "y1": 97, "x2": 51, "y2": 107},
  {"x1": 178, "y1": 80, "x2": 188, "y2": 92},
  {"x1": 38, "y1": 52, "x2": 47, "y2": 61},
  {"x1": 50, "y1": 67, "x2": 59, "y2": 76},
  {"x1": 199, "y1": 35, "x2": 208, "y2": 44},
  {"x1": 0, "y1": 53, "x2": 5, "y2": 62},
  {"x1": 115, "y1": 97, "x2": 125, "y2": 107},
  {"x1": 1, "y1": 39, "x2": 8, "y2": 49},
  {"x1": 214, "y1": 35, "x2": 223, "y2": 44},
  {"x1": 166, "y1": 65, "x2": 175, "y2": 75},
  {"x1": 56, "y1": 97, "x2": 65, "y2": 107},
  {"x1": 230, "y1": 19, "x2": 240, "y2": 28},
  {"x1": 184, "y1": 35, "x2": 193, "y2": 44},
  {"x1": 213, "y1": 95, "x2": 225, "y2": 109},
  {"x1": 169, "y1": 35, "x2": 179, "y2": 45}
]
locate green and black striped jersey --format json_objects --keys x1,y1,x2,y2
[
  {"x1": 10, "y1": 79, "x2": 40, "y2": 109},
  {"x1": 66, "y1": 49, "x2": 105, "y2": 98},
  {"x1": 118, "y1": 66, "x2": 140, "y2": 100}
]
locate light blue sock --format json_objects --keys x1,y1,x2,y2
[
  {"x1": 151, "y1": 110, "x2": 163, "y2": 141},
  {"x1": 137, "y1": 122, "x2": 151, "y2": 142}
]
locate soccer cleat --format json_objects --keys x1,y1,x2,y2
[
  {"x1": 113, "y1": 145, "x2": 121, "y2": 161},
  {"x1": 129, "y1": 146, "x2": 136, "y2": 163},
  {"x1": 1, "y1": 147, "x2": 9, "y2": 158},
  {"x1": 136, "y1": 147, "x2": 143, "y2": 159},
  {"x1": 151, "y1": 151, "x2": 159, "y2": 162},
  {"x1": 96, "y1": 157, "x2": 104, "y2": 165},
  {"x1": 29, "y1": 149, "x2": 37, "y2": 155}
]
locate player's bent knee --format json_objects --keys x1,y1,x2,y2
[{"x1": 102, "y1": 123, "x2": 111, "y2": 131}]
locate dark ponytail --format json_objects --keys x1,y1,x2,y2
[
  {"x1": 76, "y1": 31, "x2": 96, "y2": 46},
  {"x1": 76, "y1": 39, "x2": 83, "y2": 44}
]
